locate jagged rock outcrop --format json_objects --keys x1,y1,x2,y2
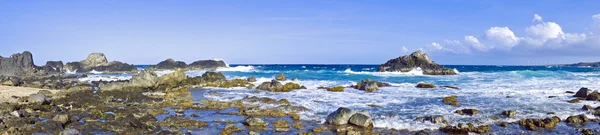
[
  {"x1": 41, "y1": 61, "x2": 64, "y2": 73},
  {"x1": 377, "y1": 51, "x2": 457, "y2": 75},
  {"x1": 152, "y1": 58, "x2": 187, "y2": 70},
  {"x1": 0, "y1": 51, "x2": 36, "y2": 76},
  {"x1": 187, "y1": 60, "x2": 227, "y2": 70},
  {"x1": 64, "y1": 53, "x2": 137, "y2": 73}
]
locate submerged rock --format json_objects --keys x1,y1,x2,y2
[
  {"x1": 415, "y1": 115, "x2": 446, "y2": 124},
  {"x1": 377, "y1": 51, "x2": 457, "y2": 75},
  {"x1": 243, "y1": 117, "x2": 268, "y2": 127},
  {"x1": 440, "y1": 123, "x2": 491, "y2": 134},
  {"x1": 502, "y1": 110, "x2": 517, "y2": 118},
  {"x1": 455, "y1": 109, "x2": 478, "y2": 115},
  {"x1": 442, "y1": 95, "x2": 460, "y2": 107},
  {"x1": 518, "y1": 116, "x2": 561, "y2": 130},
  {"x1": 416, "y1": 83, "x2": 435, "y2": 88},
  {"x1": 274, "y1": 120, "x2": 290, "y2": 132},
  {"x1": 275, "y1": 73, "x2": 286, "y2": 81},
  {"x1": 327, "y1": 86, "x2": 345, "y2": 92},
  {"x1": 583, "y1": 105, "x2": 593, "y2": 111},
  {"x1": 566, "y1": 114, "x2": 588, "y2": 125}
]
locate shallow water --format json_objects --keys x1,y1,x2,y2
[{"x1": 93, "y1": 64, "x2": 600, "y2": 133}]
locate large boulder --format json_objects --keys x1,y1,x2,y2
[
  {"x1": 152, "y1": 58, "x2": 187, "y2": 70},
  {"x1": 257, "y1": 80, "x2": 284, "y2": 92},
  {"x1": 130, "y1": 70, "x2": 160, "y2": 88},
  {"x1": 157, "y1": 68, "x2": 187, "y2": 85},
  {"x1": 202, "y1": 72, "x2": 226, "y2": 82},
  {"x1": 256, "y1": 80, "x2": 305, "y2": 92},
  {"x1": 348, "y1": 111, "x2": 373, "y2": 128},
  {"x1": 575, "y1": 87, "x2": 591, "y2": 98},
  {"x1": 326, "y1": 107, "x2": 356, "y2": 125},
  {"x1": 326, "y1": 107, "x2": 373, "y2": 128},
  {"x1": 585, "y1": 90, "x2": 600, "y2": 101},
  {"x1": 354, "y1": 79, "x2": 385, "y2": 92},
  {"x1": 377, "y1": 51, "x2": 457, "y2": 75},
  {"x1": 0, "y1": 51, "x2": 36, "y2": 76},
  {"x1": 187, "y1": 60, "x2": 228, "y2": 70},
  {"x1": 99, "y1": 70, "x2": 159, "y2": 91},
  {"x1": 28, "y1": 93, "x2": 50, "y2": 105},
  {"x1": 80, "y1": 53, "x2": 109, "y2": 69}
]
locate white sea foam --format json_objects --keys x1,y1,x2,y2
[
  {"x1": 89, "y1": 70, "x2": 103, "y2": 74},
  {"x1": 216, "y1": 66, "x2": 256, "y2": 72},
  {"x1": 342, "y1": 67, "x2": 424, "y2": 76},
  {"x1": 198, "y1": 70, "x2": 600, "y2": 131},
  {"x1": 78, "y1": 75, "x2": 132, "y2": 82},
  {"x1": 65, "y1": 69, "x2": 77, "y2": 74}
]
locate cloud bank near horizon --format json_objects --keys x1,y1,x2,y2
[{"x1": 415, "y1": 14, "x2": 600, "y2": 58}]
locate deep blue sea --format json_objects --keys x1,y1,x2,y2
[{"x1": 84, "y1": 64, "x2": 600, "y2": 134}]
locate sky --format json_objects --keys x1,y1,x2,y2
[{"x1": 1, "y1": 0, "x2": 599, "y2": 65}]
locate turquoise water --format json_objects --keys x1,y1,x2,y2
[{"x1": 95, "y1": 65, "x2": 600, "y2": 133}]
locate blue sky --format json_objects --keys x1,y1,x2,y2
[{"x1": 1, "y1": 0, "x2": 599, "y2": 65}]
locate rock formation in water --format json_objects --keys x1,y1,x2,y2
[
  {"x1": 187, "y1": 60, "x2": 228, "y2": 70},
  {"x1": 377, "y1": 51, "x2": 457, "y2": 75},
  {"x1": 64, "y1": 53, "x2": 137, "y2": 73},
  {"x1": 151, "y1": 58, "x2": 187, "y2": 70}
]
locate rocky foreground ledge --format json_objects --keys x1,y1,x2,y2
[{"x1": 377, "y1": 51, "x2": 457, "y2": 75}]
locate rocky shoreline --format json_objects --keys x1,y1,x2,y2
[{"x1": 1, "y1": 51, "x2": 599, "y2": 134}]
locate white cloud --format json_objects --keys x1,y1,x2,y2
[
  {"x1": 484, "y1": 27, "x2": 520, "y2": 49},
  {"x1": 431, "y1": 42, "x2": 443, "y2": 50},
  {"x1": 593, "y1": 14, "x2": 600, "y2": 32},
  {"x1": 525, "y1": 22, "x2": 563, "y2": 41},
  {"x1": 464, "y1": 36, "x2": 488, "y2": 51},
  {"x1": 533, "y1": 14, "x2": 543, "y2": 22},
  {"x1": 402, "y1": 46, "x2": 409, "y2": 54},
  {"x1": 426, "y1": 14, "x2": 599, "y2": 55}
]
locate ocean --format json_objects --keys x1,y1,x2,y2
[{"x1": 82, "y1": 64, "x2": 600, "y2": 134}]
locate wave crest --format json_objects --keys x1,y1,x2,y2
[{"x1": 343, "y1": 68, "x2": 424, "y2": 76}]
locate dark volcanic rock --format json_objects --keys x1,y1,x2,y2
[
  {"x1": 64, "y1": 62, "x2": 85, "y2": 72},
  {"x1": 0, "y1": 51, "x2": 36, "y2": 76},
  {"x1": 377, "y1": 51, "x2": 457, "y2": 75},
  {"x1": 42, "y1": 61, "x2": 64, "y2": 73},
  {"x1": 188, "y1": 60, "x2": 227, "y2": 70},
  {"x1": 91, "y1": 61, "x2": 137, "y2": 72},
  {"x1": 575, "y1": 87, "x2": 592, "y2": 98},
  {"x1": 152, "y1": 58, "x2": 187, "y2": 69}
]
